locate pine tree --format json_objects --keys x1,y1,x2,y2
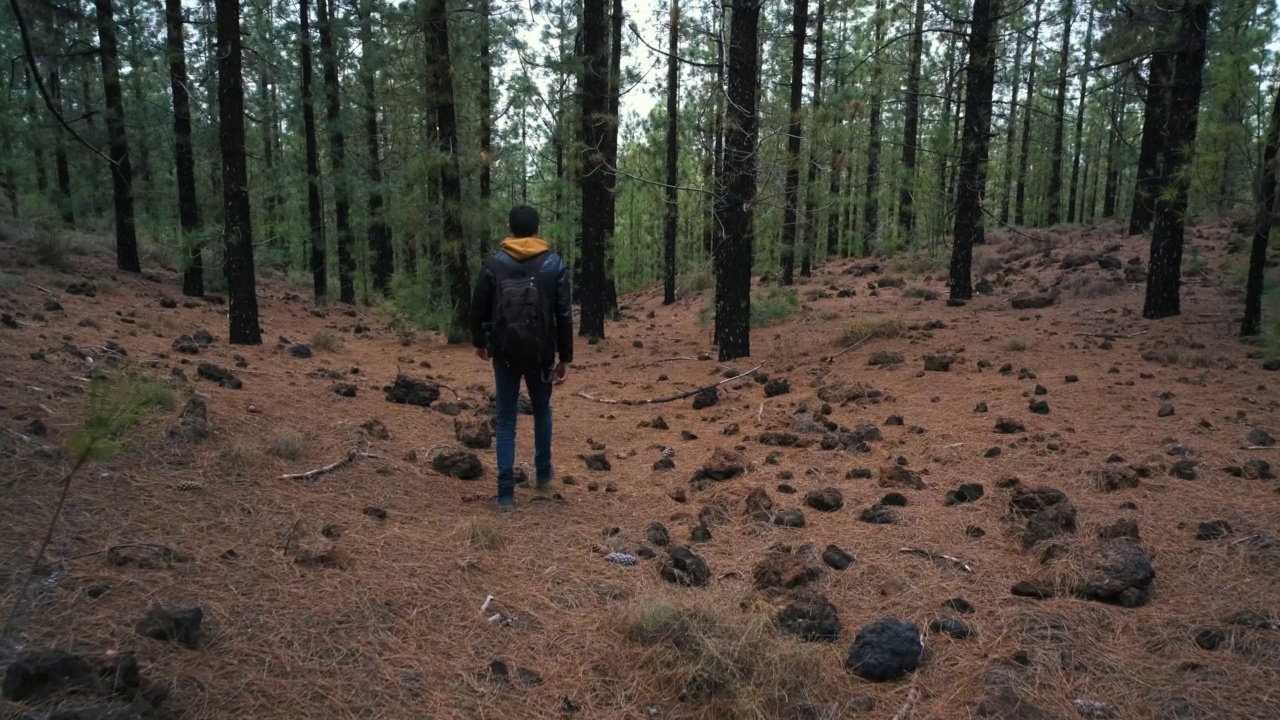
[
  {"x1": 358, "y1": 0, "x2": 393, "y2": 295},
  {"x1": 316, "y1": 0, "x2": 355, "y2": 304},
  {"x1": 93, "y1": 0, "x2": 140, "y2": 273},
  {"x1": 779, "y1": 0, "x2": 807, "y2": 286},
  {"x1": 165, "y1": 0, "x2": 202, "y2": 297},
  {"x1": 579, "y1": 0, "x2": 610, "y2": 339},
  {"x1": 662, "y1": 0, "x2": 679, "y2": 305},
  {"x1": 299, "y1": 0, "x2": 326, "y2": 302},
  {"x1": 1242, "y1": 85, "x2": 1280, "y2": 336}
]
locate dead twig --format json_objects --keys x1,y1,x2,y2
[
  {"x1": 576, "y1": 364, "x2": 763, "y2": 405},
  {"x1": 62, "y1": 543, "x2": 175, "y2": 563},
  {"x1": 280, "y1": 450, "x2": 380, "y2": 481},
  {"x1": 283, "y1": 519, "x2": 302, "y2": 555},
  {"x1": 24, "y1": 282, "x2": 54, "y2": 295},
  {"x1": 1073, "y1": 330, "x2": 1148, "y2": 339},
  {"x1": 900, "y1": 547, "x2": 973, "y2": 573},
  {"x1": 823, "y1": 334, "x2": 873, "y2": 363},
  {"x1": 1242, "y1": 446, "x2": 1278, "y2": 451},
  {"x1": 891, "y1": 686, "x2": 922, "y2": 720}
]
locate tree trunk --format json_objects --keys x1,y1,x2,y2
[
  {"x1": 1242, "y1": 85, "x2": 1280, "y2": 336},
  {"x1": 1015, "y1": 0, "x2": 1043, "y2": 226},
  {"x1": 359, "y1": 0, "x2": 393, "y2": 295},
  {"x1": 1067, "y1": 4, "x2": 1093, "y2": 224},
  {"x1": 216, "y1": 0, "x2": 262, "y2": 344},
  {"x1": 93, "y1": 0, "x2": 139, "y2": 273},
  {"x1": 779, "y1": 0, "x2": 807, "y2": 286},
  {"x1": 300, "y1": 0, "x2": 326, "y2": 302},
  {"x1": 662, "y1": 0, "x2": 679, "y2": 305},
  {"x1": 801, "y1": 0, "x2": 824, "y2": 276},
  {"x1": 50, "y1": 67, "x2": 74, "y2": 226},
  {"x1": 479, "y1": 0, "x2": 493, "y2": 256},
  {"x1": 949, "y1": 0, "x2": 1001, "y2": 300},
  {"x1": 578, "y1": 0, "x2": 610, "y2": 338},
  {"x1": 1046, "y1": 0, "x2": 1073, "y2": 226},
  {"x1": 899, "y1": 0, "x2": 925, "y2": 240},
  {"x1": 827, "y1": 147, "x2": 843, "y2": 256},
  {"x1": 862, "y1": 0, "x2": 885, "y2": 256},
  {"x1": 1143, "y1": 0, "x2": 1210, "y2": 320},
  {"x1": 1102, "y1": 73, "x2": 1121, "y2": 218},
  {"x1": 1130, "y1": 52, "x2": 1173, "y2": 235},
  {"x1": 603, "y1": 0, "x2": 624, "y2": 315},
  {"x1": 999, "y1": 19, "x2": 1024, "y2": 226},
  {"x1": 166, "y1": 0, "x2": 203, "y2": 297},
  {"x1": 259, "y1": 76, "x2": 277, "y2": 246},
  {"x1": 25, "y1": 69, "x2": 48, "y2": 195},
  {"x1": 714, "y1": 0, "x2": 759, "y2": 361},
  {"x1": 425, "y1": 0, "x2": 472, "y2": 337},
  {"x1": 317, "y1": 0, "x2": 355, "y2": 304}
]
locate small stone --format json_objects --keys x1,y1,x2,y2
[
  {"x1": 984, "y1": 446, "x2": 1002, "y2": 458},
  {"x1": 1011, "y1": 581, "x2": 1054, "y2": 599},
  {"x1": 1247, "y1": 428, "x2": 1276, "y2": 447},
  {"x1": 943, "y1": 598, "x2": 974, "y2": 614},
  {"x1": 822, "y1": 544, "x2": 854, "y2": 570},
  {"x1": 583, "y1": 452, "x2": 611, "y2": 471},
  {"x1": 690, "y1": 524, "x2": 712, "y2": 542},
  {"x1": 880, "y1": 492, "x2": 908, "y2": 507},
  {"x1": 1066, "y1": 374, "x2": 1079, "y2": 383},
  {"x1": 332, "y1": 382, "x2": 357, "y2": 397},
  {"x1": 660, "y1": 546, "x2": 710, "y2": 586},
  {"x1": 995, "y1": 417, "x2": 1025, "y2": 433},
  {"x1": 135, "y1": 606, "x2": 204, "y2": 648},
  {"x1": 966, "y1": 525, "x2": 986, "y2": 538},
  {"x1": 763, "y1": 378, "x2": 792, "y2": 397},
  {"x1": 1029, "y1": 399, "x2": 1050, "y2": 415},
  {"x1": 844, "y1": 617, "x2": 924, "y2": 681},
  {"x1": 944, "y1": 482, "x2": 985, "y2": 506},
  {"x1": 974, "y1": 401, "x2": 989, "y2": 413},
  {"x1": 777, "y1": 592, "x2": 841, "y2": 642},
  {"x1": 804, "y1": 487, "x2": 844, "y2": 512},
  {"x1": 1034, "y1": 384, "x2": 1048, "y2": 395},
  {"x1": 773, "y1": 507, "x2": 807, "y2": 527},
  {"x1": 1171, "y1": 459, "x2": 1197, "y2": 480},
  {"x1": 1194, "y1": 628, "x2": 1226, "y2": 651},
  {"x1": 646, "y1": 523, "x2": 671, "y2": 546},
  {"x1": 929, "y1": 617, "x2": 972, "y2": 639},
  {"x1": 362, "y1": 506, "x2": 388, "y2": 520},
  {"x1": 860, "y1": 504, "x2": 898, "y2": 524},
  {"x1": 1158, "y1": 403, "x2": 1175, "y2": 418},
  {"x1": 289, "y1": 343, "x2": 313, "y2": 358},
  {"x1": 1196, "y1": 520, "x2": 1231, "y2": 540}
]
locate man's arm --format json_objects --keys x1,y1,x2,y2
[
  {"x1": 554, "y1": 259, "x2": 574, "y2": 364},
  {"x1": 470, "y1": 262, "x2": 494, "y2": 349}
]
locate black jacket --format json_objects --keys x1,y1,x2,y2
[{"x1": 470, "y1": 249, "x2": 574, "y2": 365}]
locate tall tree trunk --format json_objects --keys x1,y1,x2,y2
[
  {"x1": 1046, "y1": 0, "x2": 1073, "y2": 226},
  {"x1": 1129, "y1": 51, "x2": 1173, "y2": 236},
  {"x1": 800, "y1": 0, "x2": 824, "y2": 276},
  {"x1": 715, "y1": 0, "x2": 759, "y2": 361},
  {"x1": 1102, "y1": 75, "x2": 1121, "y2": 218},
  {"x1": 166, "y1": 0, "x2": 203, "y2": 297},
  {"x1": 317, "y1": 0, "x2": 355, "y2": 304},
  {"x1": 899, "y1": 0, "x2": 925, "y2": 240},
  {"x1": 779, "y1": 0, "x2": 807, "y2": 286},
  {"x1": 425, "y1": 0, "x2": 472, "y2": 338},
  {"x1": 1242, "y1": 85, "x2": 1280, "y2": 336},
  {"x1": 216, "y1": 0, "x2": 262, "y2": 344},
  {"x1": 479, "y1": 0, "x2": 493, "y2": 256},
  {"x1": 25, "y1": 70, "x2": 48, "y2": 194},
  {"x1": 1015, "y1": 0, "x2": 1043, "y2": 225},
  {"x1": 203, "y1": 8, "x2": 222, "y2": 225},
  {"x1": 949, "y1": 0, "x2": 1001, "y2": 300},
  {"x1": 862, "y1": 0, "x2": 885, "y2": 256},
  {"x1": 827, "y1": 146, "x2": 843, "y2": 255},
  {"x1": 300, "y1": 0, "x2": 326, "y2": 302},
  {"x1": 603, "y1": 0, "x2": 623, "y2": 314},
  {"x1": 579, "y1": 0, "x2": 610, "y2": 338},
  {"x1": 93, "y1": 0, "x2": 140, "y2": 273},
  {"x1": 999, "y1": 19, "x2": 1024, "y2": 226},
  {"x1": 1067, "y1": 4, "x2": 1093, "y2": 224},
  {"x1": 359, "y1": 0, "x2": 393, "y2": 295},
  {"x1": 662, "y1": 0, "x2": 679, "y2": 305},
  {"x1": 50, "y1": 67, "x2": 74, "y2": 226},
  {"x1": 1143, "y1": 0, "x2": 1210, "y2": 320},
  {"x1": 258, "y1": 76, "x2": 277, "y2": 245}
]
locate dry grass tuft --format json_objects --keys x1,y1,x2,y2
[
  {"x1": 902, "y1": 283, "x2": 939, "y2": 300},
  {"x1": 453, "y1": 517, "x2": 504, "y2": 550},
  {"x1": 220, "y1": 439, "x2": 257, "y2": 473},
  {"x1": 1005, "y1": 338, "x2": 1029, "y2": 352},
  {"x1": 838, "y1": 314, "x2": 906, "y2": 345},
  {"x1": 269, "y1": 430, "x2": 309, "y2": 461},
  {"x1": 310, "y1": 329, "x2": 343, "y2": 352}
]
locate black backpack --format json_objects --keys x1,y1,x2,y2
[{"x1": 487, "y1": 253, "x2": 554, "y2": 374}]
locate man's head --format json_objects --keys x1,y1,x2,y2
[{"x1": 508, "y1": 205, "x2": 540, "y2": 238}]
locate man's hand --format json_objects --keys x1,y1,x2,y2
[
  {"x1": 476, "y1": 347, "x2": 490, "y2": 362},
  {"x1": 553, "y1": 362, "x2": 569, "y2": 385}
]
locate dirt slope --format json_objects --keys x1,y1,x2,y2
[{"x1": 2, "y1": 219, "x2": 1279, "y2": 720}]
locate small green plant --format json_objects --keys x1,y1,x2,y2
[
  {"x1": 837, "y1": 314, "x2": 906, "y2": 345},
  {"x1": 269, "y1": 431, "x2": 308, "y2": 462},
  {"x1": 676, "y1": 266, "x2": 714, "y2": 299},
  {"x1": 33, "y1": 226, "x2": 73, "y2": 272},
  {"x1": 1005, "y1": 338, "x2": 1029, "y2": 352},
  {"x1": 697, "y1": 286, "x2": 800, "y2": 329},
  {"x1": 310, "y1": 329, "x2": 342, "y2": 352},
  {"x1": 70, "y1": 374, "x2": 176, "y2": 461}
]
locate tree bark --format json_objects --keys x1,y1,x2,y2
[
  {"x1": 779, "y1": 0, "x2": 807, "y2": 285},
  {"x1": 1143, "y1": 0, "x2": 1210, "y2": 320},
  {"x1": 425, "y1": 0, "x2": 472, "y2": 338},
  {"x1": 899, "y1": 0, "x2": 925, "y2": 240},
  {"x1": 1067, "y1": 3, "x2": 1093, "y2": 224},
  {"x1": 299, "y1": 0, "x2": 326, "y2": 302},
  {"x1": 166, "y1": 0, "x2": 203, "y2": 297},
  {"x1": 579, "y1": 0, "x2": 610, "y2": 338},
  {"x1": 800, "y1": 0, "x2": 824, "y2": 276},
  {"x1": 714, "y1": 0, "x2": 759, "y2": 361},
  {"x1": 479, "y1": 0, "x2": 493, "y2": 256},
  {"x1": 216, "y1": 0, "x2": 262, "y2": 344},
  {"x1": 358, "y1": 0, "x2": 393, "y2": 295},
  {"x1": 1102, "y1": 71, "x2": 1122, "y2": 218},
  {"x1": 949, "y1": 0, "x2": 1001, "y2": 300},
  {"x1": 862, "y1": 0, "x2": 886, "y2": 256},
  {"x1": 1015, "y1": 0, "x2": 1043, "y2": 226},
  {"x1": 662, "y1": 0, "x2": 679, "y2": 305},
  {"x1": 1129, "y1": 51, "x2": 1173, "y2": 236},
  {"x1": 1242, "y1": 85, "x2": 1280, "y2": 336},
  {"x1": 93, "y1": 0, "x2": 139, "y2": 272},
  {"x1": 50, "y1": 67, "x2": 74, "y2": 226},
  {"x1": 317, "y1": 0, "x2": 355, "y2": 304},
  {"x1": 25, "y1": 69, "x2": 47, "y2": 195},
  {"x1": 1046, "y1": 0, "x2": 1073, "y2": 226},
  {"x1": 998, "y1": 18, "x2": 1024, "y2": 226},
  {"x1": 604, "y1": 0, "x2": 624, "y2": 314}
]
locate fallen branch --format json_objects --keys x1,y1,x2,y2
[
  {"x1": 1073, "y1": 330, "x2": 1148, "y2": 339},
  {"x1": 576, "y1": 364, "x2": 763, "y2": 405},
  {"x1": 900, "y1": 547, "x2": 973, "y2": 573},
  {"x1": 823, "y1": 334, "x2": 872, "y2": 363},
  {"x1": 24, "y1": 282, "x2": 54, "y2": 295},
  {"x1": 62, "y1": 543, "x2": 173, "y2": 563},
  {"x1": 280, "y1": 450, "x2": 380, "y2": 480},
  {"x1": 627, "y1": 355, "x2": 709, "y2": 369},
  {"x1": 1243, "y1": 446, "x2": 1278, "y2": 451}
]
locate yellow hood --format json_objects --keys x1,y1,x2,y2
[{"x1": 500, "y1": 237, "x2": 550, "y2": 261}]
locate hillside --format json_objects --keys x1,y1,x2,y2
[{"x1": 2, "y1": 218, "x2": 1280, "y2": 720}]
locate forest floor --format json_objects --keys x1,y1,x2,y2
[{"x1": 2, "y1": 217, "x2": 1280, "y2": 720}]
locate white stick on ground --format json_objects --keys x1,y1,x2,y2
[{"x1": 280, "y1": 450, "x2": 380, "y2": 480}]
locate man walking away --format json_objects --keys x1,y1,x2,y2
[{"x1": 471, "y1": 206, "x2": 573, "y2": 512}]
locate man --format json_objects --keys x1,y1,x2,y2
[{"x1": 471, "y1": 205, "x2": 573, "y2": 512}]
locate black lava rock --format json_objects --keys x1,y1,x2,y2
[{"x1": 844, "y1": 617, "x2": 924, "y2": 681}]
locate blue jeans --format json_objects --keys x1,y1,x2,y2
[{"x1": 493, "y1": 360, "x2": 554, "y2": 495}]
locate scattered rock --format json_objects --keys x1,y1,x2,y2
[
  {"x1": 1077, "y1": 539, "x2": 1155, "y2": 607},
  {"x1": 868, "y1": 351, "x2": 904, "y2": 366},
  {"x1": 432, "y1": 449, "x2": 484, "y2": 480},
  {"x1": 880, "y1": 492, "x2": 908, "y2": 506},
  {"x1": 1090, "y1": 465, "x2": 1140, "y2": 492},
  {"x1": 822, "y1": 544, "x2": 854, "y2": 570},
  {"x1": 995, "y1": 417, "x2": 1025, "y2": 433},
  {"x1": 1011, "y1": 580, "x2": 1055, "y2": 599},
  {"x1": 753, "y1": 550, "x2": 821, "y2": 591},
  {"x1": 773, "y1": 508, "x2": 807, "y2": 528},
  {"x1": 929, "y1": 617, "x2": 972, "y2": 640},
  {"x1": 691, "y1": 447, "x2": 746, "y2": 483},
  {"x1": 1158, "y1": 403, "x2": 1175, "y2": 418},
  {"x1": 646, "y1": 523, "x2": 670, "y2": 546},
  {"x1": 0, "y1": 649, "x2": 141, "y2": 703},
  {"x1": 943, "y1": 598, "x2": 974, "y2": 614},
  {"x1": 777, "y1": 592, "x2": 841, "y2": 642},
  {"x1": 1011, "y1": 291, "x2": 1057, "y2": 310},
  {"x1": 362, "y1": 506, "x2": 387, "y2": 520},
  {"x1": 172, "y1": 334, "x2": 201, "y2": 354},
  {"x1": 583, "y1": 452, "x2": 611, "y2": 471},
  {"x1": 860, "y1": 504, "x2": 898, "y2": 524},
  {"x1": 1171, "y1": 459, "x2": 1197, "y2": 480},
  {"x1": 1011, "y1": 486, "x2": 1077, "y2": 549},
  {"x1": 759, "y1": 431, "x2": 804, "y2": 447},
  {"x1": 383, "y1": 375, "x2": 440, "y2": 406},
  {"x1": 744, "y1": 487, "x2": 774, "y2": 521},
  {"x1": 924, "y1": 354, "x2": 954, "y2": 372},
  {"x1": 763, "y1": 378, "x2": 791, "y2": 397},
  {"x1": 877, "y1": 464, "x2": 925, "y2": 490},
  {"x1": 196, "y1": 363, "x2": 241, "y2": 389},
  {"x1": 804, "y1": 487, "x2": 844, "y2": 512},
  {"x1": 885, "y1": 414, "x2": 904, "y2": 426},
  {"x1": 1098, "y1": 519, "x2": 1140, "y2": 540},
  {"x1": 974, "y1": 401, "x2": 989, "y2": 413},
  {"x1": 66, "y1": 281, "x2": 96, "y2": 297},
  {"x1": 288, "y1": 344, "x2": 313, "y2": 358},
  {"x1": 692, "y1": 387, "x2": 719, "y2": 410},
  {"x1": 984, "y1": 446, "x2": 1002, "y2": 458},
  {"x1": 167, "y1": 397, "x2": 212, "y2": 442},
  {"x1": 135, "y1": 606, "x2": 203, "y2": 649},
  {"x1": 649, "y1": 416, "x2": 670, "y2": 430},
  {"x1": 1247, "y1": 428, "x2": 1275, "y2": 447},
  {"x1": 454, "y1": 417, "x2": 493, "y2": 449},
  {"x1": 844, "y1": 617, "x2": 924, "y2": 682},
  {"x1": 690, "y1": 524, "x2": 712, "y2": 542},
  {"x1": 331, "y1": 382, "x2": 357, "y2": 397},
  {"x1": 360, "y1": 418, "x2": 390, "y2": 440},
  {"x1": 660, "y1": 546, "x2": 710, "y2": 586},
  {"x1": 1196, "y1": 520, "x2": 1232, "y2": 540},
  {"x1": 944, "y1": 483, "x2": 985, "y2": 506},
  {"x1": 1029, "y1": 399, "x2": 1050, "y2": 415}
]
